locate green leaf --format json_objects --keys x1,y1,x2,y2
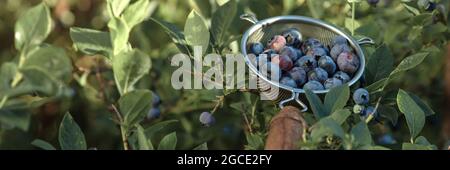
[
  {"x1": 408, "y1": 92, "x2": 435, "y2": 116},
  {"x1": 0, "y1": 63, "x2": 17, "y2": 91},
  {"x1": 14, "y1": 3, "x2": 52, "y2": 50},
  {"x1": 305, "y1": 89, "x2": 327, "y2": 119},
  {"x1": 378, "y1": 105, "x2": 399, "y2": 126},
  {"x1": 311, "y1": 118, "x2": 345, "y2": 143},
  {"x1": 136, "y1": 124, "x2": 150, "y2": 150},
  {"x1": 118, "y1": 90, "x2": 153, "y2": 130},
  {"x1": 108, "y1": 17, "x2": 130, "y2": 55},
  {"x1": 402, "y1": 143, "x2": 434, "y2": 150},
  {"x1": 246, "y1": 133, "x2": 264, "y2": 150},
  {"x1": 360, "y1": 145, "x2": 391, "y2": 150},
  {"x1": 122, "y1": 0, "x2": 151, "y2": 28},
  {"x1": 70, "y1": 27, "x2": 113, "y2": 57},
  {"x1": 366, "y1": 78, "x2": 388, "y2": 93},
  {"x1": 158, "y1": 132, "x2": 177, "y2": 150},
  {"x1": 193, "y1": 143, "x2": 208, "y2": 150},
  {"x1": 324, "y1": 85, "x2": 350, "y2": 114},
  {"x1": 107, "y1": 0, "x2": 130, "y2": 17},
  {"x1": 113, "y1": 49, "x2": 151, "y2": 95},
  {"x1": 184, "y1": 10, "x2": 210, "y2": 54},
  {"x1": 0, "y1": 110, "x2": 31, "y2": 131},
  {"x1": 58, "y1": 113, "x2": 87, "y2": 150},
  {"x1": 211, "y1": 0, "x2": 237, "y2": 47},
  {"x1": 366, "y1": 45, "x2": 394, "y2": 83},
  {"x1": 402, "y1": 3, "x2": 420, "y2": 16},
  {"x1": 391, "y1": 52, "x2": 429, "y2": 76},
  {"x1": 150, "y1": 18, "x2": 191, "y2": 55},
  {"x1": 23, "y1": 45, "x2": 73, "y2": 82},
  {"x1": 307, "y1": 0, "x2": 325, "y2": 18},
  {"x1": 330, "y1": 109, "x2": 351, "y2": 125},
  {"x1": 18, "y1": 67, "x2": 59, "y2": 96},
  {"x1": 351, "y1": 121, "x2": 372, "y2": 147},
  {"x1": 31, "y1": 139, "x2": 56, "y2": 150},
  {"x1": 144, "y1": 120, "x2": 179, "y2": 138},
  {"x1": 397, "y1": 89, "x2": 425, "y2": 140}
]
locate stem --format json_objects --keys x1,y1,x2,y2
[
  {"x1": 352, "y1": 2, "x2": 356, "y2": 36},
  {"x1": 110, "y1": 104, "x2": 129, "y2": 150}
]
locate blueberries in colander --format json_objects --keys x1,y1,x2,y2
[{"x1": 247, "y1": 29, "x2": 361, "y2": 91}]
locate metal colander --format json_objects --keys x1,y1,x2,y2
[{"x1": 240, "y1": 14, "x2": 374, "y2": 112}]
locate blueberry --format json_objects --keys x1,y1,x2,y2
[
  {"x1": 367, "y1": 0, "x2": 379, "y2": 6},
  {"x1": 332, "y1": 36, "x2": 348, "y2": 46},
  {"x1": 337, "y1": 52, "x2": 360, "y2": 74},
  {"x1": 363, "y1": 106, "x2": 377, "y2": 118},
  {"x1": 271, "y1": 54, "x2": 293, "y2": 71},
  {"x1": 280, "y1": 46, "x2": 300, "y2": 61},
  {"x1": 418, "y1": 0, "x2": 436, "y2": 11},
  {"x1": 308, "y1": 68, "x2": 328, "y2": 83},
  {"x1": 147, "y1": 108, "x2": 161, "y2": 119},
  {"x1": 324, "y1": 77, "x2": 343, "y2": 89},
  {"x1": 152, "y1": 92, "x2": 161, "y2": 106},
  {"x1": 353, "y1": 104, "x2": 365, "y2": 115},
  {"x1": 282, "y1": 28, "x2": 302, "y2": 48},
  {"x1": 301, "y1": 38, "x2": 324, "y2": 52},
  {"x1": 318, "y1": 56, "x2": 337, "y2": 75},
  {"x1": 294, "y1": 48, "x2": 303, "y2": 61},
  {"x1": 199, "y1": 112, "x2": 215, "y2": 127},
  {"x1": 295, "y1": 55, "x2": 317, "y2": 73},
  {"x1": 288, "y1": 67, "x2": 307, "y2": 86},
  {"x1": 353, "y1": 88, "x2": 370, "y2": 105},
  {"x1": 260, "y1": 62, "x2": 281, "y2": 81},
  {"x1": 330, "y1": 44, "x2": 352, "y2": 61},
  {"x1": 263, "y1": 49, "x2": 277, "y2": 56},
  {"x1": 377, "y1": 134, "x2": 397, "y2": 145},
  {"x1": 333, "y1": 71, "x2": 351, "y2": 83},
  {"x1": 267, "y1": 35, "x2": 286, "y2": 52},
  {"x1": 280, "y1": 76, "x2": 298, "y2": 88},
  {"x1": 303, "y1": 80, "x2": 325, "y2": 91},
  {"x1": 307, "y1": 47, "x2": 328, "y2": 60},
  {"x1": 249, "y1": 42, "x2": 264, "y2": 55}
]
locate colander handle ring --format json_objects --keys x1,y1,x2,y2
[
  {"x1": 240, "y1": 13, "x2": 259, "y2": 24},
  {"x1": 279, "y1": 92, "x2": 308, "y2": 112},
  {"x1": 357, "y1": 37, "x2": 375, "y2": 45}
]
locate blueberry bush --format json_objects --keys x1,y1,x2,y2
[{"x1": 0, "y1": 0, "x2": 449, "y2": 150}]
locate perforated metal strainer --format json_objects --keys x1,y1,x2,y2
[{"x1": 240, "y1": 14, "x2": 374, "y2": 112}]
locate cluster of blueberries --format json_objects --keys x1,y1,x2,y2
[
  {"x1": 352, "y1": 88, "x2": 377, "y2": 119},
  {"x1": 248, "y1": 28, "x2": 360, "y2": 91},
  {"x1": 147, "y1": 92, "x2": 162, "y2": 120}
]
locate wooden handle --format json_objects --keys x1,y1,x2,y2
[{"x1": 265, "y1": 106, "x2": 307, "y2": 150}]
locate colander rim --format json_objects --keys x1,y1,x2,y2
[{"x1": 240, "y1": 15, "x2": 366, "y2": 94}]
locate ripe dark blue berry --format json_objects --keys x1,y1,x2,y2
[
  {"x1": 199, "y1": 112, "x2": 215, "y2": 127},
  {"x1": 332, "y1": 36, "x2": 348, "y2": 46},
  {"x1": 377, "y1": 134, "x2": 397, "y2": 145},
  {"x1": 324, "y1": 77, "x2": 343, "y2": 89},
  {"x1": 353, "y1": 88, "x2": 370, "y2": 104},
  {"x1": 280, "y1": 46, "x2": 300, "y2": 61},
  {"x1": 280, "y1": 77, "x2": 298, "y2": 88},
  {"x1": 333, "y1": 71, "x2": 351, "y2": 83},
  {"x1": 308, "y1": 68, "x2": 328, "y2": 83},
  {"x1": 303, "y1": 80, "x2": 325, "y2": 91},
  {"x1": 288, "y1": 67, "x2": 307, "y2": 86},
  {"x1": 307, "y1": 47, "x2": 328, "y2": 60},
  {"x1": 271, "y1": 54, "x2": 293, "y2": 71},
  {"x1": 337, "y1": 52, "x2": 360, "y2": 74},
  {"x1": 418, "y1": 0, "x2": 436, "y2": 11},
  {"x1": 147, "y1": 108, "x2": 161, "y2": 119},
  {"x1": 152, "y1": 92, "x2": 161, "y2": 106},
  {"x1": 295, "y1": 55, "x2": 317, "y2": 73},
  {"x1": 282, "y1": 28, "x2": 302, "y2": 48},
  {"x1": 363, "y1": 106, "x2": 377, "y2": 118},
  {"x1": 330, "y1": 44, "x2": 352, "y2": 61},
  {"x1": 318, "y1": 56, "x2": 336, "y2": 75},
  {"x1": 249, "y1": 42, "x2": 264, "y2": 55},
  {"x1": 302, "y1": 38, "x2": 324, "y2": 52},
  {"x1": 367, "y1": 0, "x2": 380, "y2": 6}
]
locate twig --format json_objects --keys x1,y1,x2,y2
[{"x1": 110, "y1": 104, "x2": 129, "y2": 150}]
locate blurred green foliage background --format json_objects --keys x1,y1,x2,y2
[{"x1": 0, "y1": 0, "x2": 449, "y2": 149}]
